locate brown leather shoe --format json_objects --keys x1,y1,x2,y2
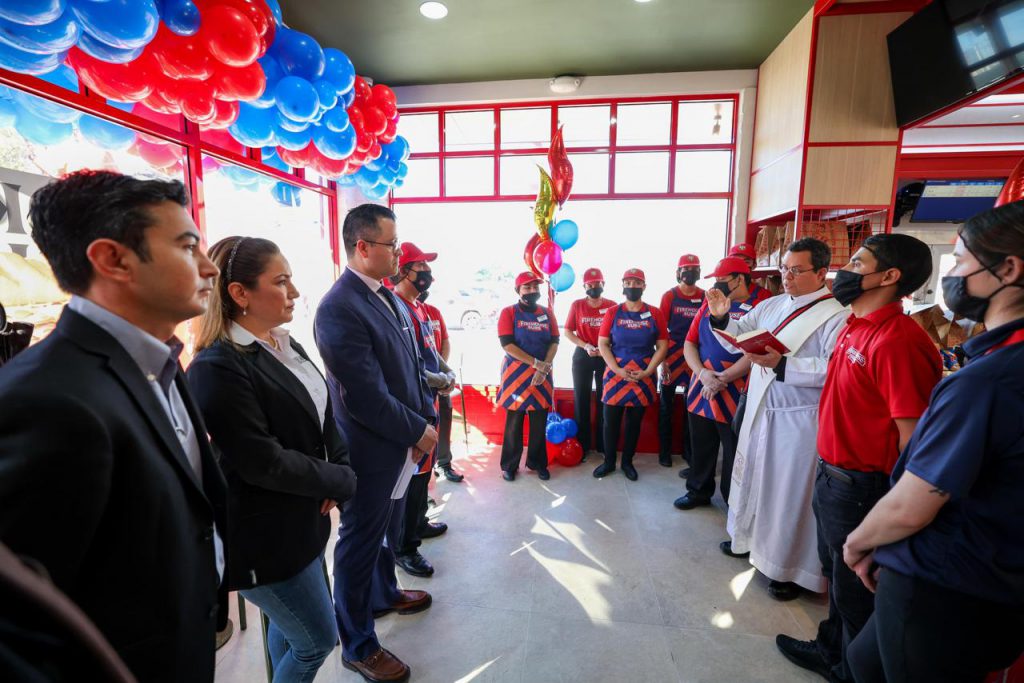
[
  {"x1": 372, "y1": 589, "x2": 432, "y2": 618},
  {"x1": 342, "y1": 647, "x2": 410, "y2": 682}
]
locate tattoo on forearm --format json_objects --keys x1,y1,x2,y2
[{"x1": 928, "y1": 487, "x2": 950, "y2": 497}]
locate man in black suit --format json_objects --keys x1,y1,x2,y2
[
  {"x1": 0, "y1": 170, "x2": 226, "y2": 683},
  {"x1": 315, "y1": 204, "x2": 437, "y2": 683}
]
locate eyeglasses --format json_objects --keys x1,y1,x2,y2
[
  {"x1": 779, "y1": 265, "x2": 818, "y2": 277},
  {"x1": 359, "y1": 239, "x2": 401, "y2": 252}
]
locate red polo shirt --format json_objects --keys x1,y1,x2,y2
[
  {"x1": 565, "y1": 297, "x2": 616, "y2": 346},
  {"x1": 817, "y1": 301, "x2": 942, "y2": 473}
]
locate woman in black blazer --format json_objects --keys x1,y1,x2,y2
[{"x1": 188, "y1": 236, "x2": 355, "y2": 683}]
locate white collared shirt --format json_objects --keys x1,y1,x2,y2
[
  {"x1": 229, "y1": 322, "x2": 329, "y2": 429},
  {"x1": 347, "y1": 265, "x2": 396, "y2": 318}
]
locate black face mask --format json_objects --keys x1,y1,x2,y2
[
  {"x1": 521, "y1": 292, "x2": 542, "y2": 307},
  {"x1": 416, "y1": 290, "x2": 430, "y2": 303},
  {"x1": 712, "y1": 280, "x2": 734, "y2": 297},
  {"x1": 832, "y1": 269, "x2": 890, "y2": 307},
  {"x1": 586, "y1": 286, "x2": 604, "y2": 299},
  {"x1": 623, "y1": 287, "x2": 643, "y2": 302},
  {"x1": 410, "y1": 270, "x2": 433, "y2": 293},
  {"x1": 941, "y1": 260, "x2": 1022, "y2": 321},
  {"x1": 677, "y1": 269, "x2": 699, "y2": 286}
]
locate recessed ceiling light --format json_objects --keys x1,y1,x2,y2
[
  {"x1": 635, "y1": 0, "x2": 654, "y2": 3},
  {"x1": 1012, "y1": 113, "x2": 1022, "y2": 119},
  {"x1": 420, "y1": 2, "x2": 448, "y2": 19}
]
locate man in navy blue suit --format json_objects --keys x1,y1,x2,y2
[{"x1": 315, "y1": 204, "x2": 437, "y2": 683}]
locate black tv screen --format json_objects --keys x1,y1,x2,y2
[
  {"x1": 911, "y1": 179, "x2": 1004, "y2": 223},
  {"x1": 889, "y1": 0, "x2": 1024, "y2": 127}
]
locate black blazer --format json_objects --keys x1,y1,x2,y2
[
  {"x1": 187, "y1": 336, "x2": 355, "y2": 591},
  {"x1": 0, "y1": 308, "x2": 227, "y2": 683}
]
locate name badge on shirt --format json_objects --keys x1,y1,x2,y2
[
  {"x1": 690, "y1": 299, "x2": 702, "y2": 303},
  {"x1": 600, "y1": 308, "x2": 610, "y2": 314},
  {"x1": 537, "y1": 314, "x2": 548, "y2": 322},
  {"x1": 639, "y1": 311, "x2": 651, "y2": 319},
  {"x1": 739, "y1": 303, "x2": 752, "y2": 311}
]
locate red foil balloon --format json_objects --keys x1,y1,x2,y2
[
  {"x1": 524, "y1": 234, "x2": 543, "y2": 278},
  {"x1": 548, "y1": 125, "x2": 574, "y2": 207},
  {"x1": 558, "y1": 439, "x2": 583, "y2": 467},
  {"x1": 995, "y1": 157, "x2": 1024, "y2": 207}
]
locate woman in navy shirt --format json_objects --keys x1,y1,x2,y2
[{"x1": 843, "y1": 203, "x2": 1024, "y2": 683}]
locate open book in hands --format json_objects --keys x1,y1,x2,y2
[{"x1": 713, "y1": 328, "x2": 790, "y2": 355}]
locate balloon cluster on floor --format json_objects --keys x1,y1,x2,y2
[
  {"x1": 523, "y1": 126, "x2": 578, "y2": 294},
  {"x1": 545, "y1": 413, "x2": 583, "y2": 467},
  {"x1": 0, "y1": 0, "x2": 410, "y2": 200}
]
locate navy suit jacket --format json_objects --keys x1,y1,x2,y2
[{"x1": 315, "y1": 267, "x2": 435, "y2": 479}]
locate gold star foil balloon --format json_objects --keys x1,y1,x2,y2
[{"x1": 534, "y1": 165, "x2": 556, "y2": 238}]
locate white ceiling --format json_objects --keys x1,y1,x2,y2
[{"x1": 903, "y1": 90, "x2": 1024, "y2": 153}]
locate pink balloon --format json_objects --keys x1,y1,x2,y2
[{"x1": 533, "y1": 240, "x2": 563, "y2": 275}]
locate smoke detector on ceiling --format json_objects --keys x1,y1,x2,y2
[{"x1": 549, "y1": 75, "x2": 583, "y2": 94}]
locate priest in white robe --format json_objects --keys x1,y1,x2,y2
[{"x1": 706, "y1": 237, "x2": 847, "y2": 599}]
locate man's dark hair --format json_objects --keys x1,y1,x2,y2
[
  {"x1": 787, "y1": 237, "x2": 831, "y2": 271},
  {"x1": 343, "y1": 204, "x2": 395, "y2": 258},
  {"x1": 29, "y1": 170, "x2": 189, "y2": 295},
  {"x1": 861, "y1": 233, "x2": 933, "y2": 298}
]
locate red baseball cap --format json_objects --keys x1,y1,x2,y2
[
  {"x1": 728, "y1": 243, "x2": 756, "y2": 260},
  {"x1": 677, "y1": 254, "x2": 700, "y2": 268},
  {"x1": 398, "y1": 242, "x2": 437, "y2": 268},
  {"x1": 622, "y1": 268, "x2": 646, "y2": 283},
  {"x1": 515, "y1": 271, "x2": 543, "y2": 289},
  {"x1": 709, "y1": 257, "x2": 751, "y2": 278},
  {"x1": 582, "y1": 267, "x2": 605, "y2": 285}
]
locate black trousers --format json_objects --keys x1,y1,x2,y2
[
  {"x1": 500, "y1": 409, "x2": 548, "y2": 472},
  {"x1": 571, "y1": 347, "x2": 606, "y2": 453},
  {"x1": 436, "y1": 393, "x2": 454, "y2": 468},
  {"x1": 392, "y1": 470, "x2": 430, "y2": 556},
  {"x1": 685, "y1": 412, "x2": 737, "y2": 503},
  {"x1": 658, "y1": 377, "x2": 692, "y2": 463},
  {"x1": 812, "y1": 462, "x2": 890, "y2": 683},
  {"x1": 602, "y1": 404, "x2": 645, "y2": 467}
]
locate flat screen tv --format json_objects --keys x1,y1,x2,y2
[
  {"x1": 889, "y1": 0, "x2": 1024, "y2": 127},
  {"x1": 910, "y1": 179, "x2": 1005, "y2": 223}
]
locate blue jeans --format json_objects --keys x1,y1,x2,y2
[{"x1": 240, "y1": 555, "x2": 338, "y2": 683}]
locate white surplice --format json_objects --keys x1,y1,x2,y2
[{"x1": 717, "y1": 287, "x2": 847, "y2": 593}]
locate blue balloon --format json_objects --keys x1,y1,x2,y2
[
  {"x1": 354, "y1": 166, "x2": 380, "y2": 190},
  {"x1": 379, "y1": 166, "x2": 397, "y2": 185},
  {"x1": 263, "y1": 0, "x2": 283, "y2": 25},
  {"x1": 547, "y1": 412, "x2": 562, "y2": 424},
  {"x1": 546, "y1": 421, "x2": 567, "y2": 445},
  {"x1": 0, "y1": 8, "x2": 79, "y2": 54},
  {"x1": 14, "y1": 108, "x2": 73, "y2": 145},
  {"x1": 560, "y1": 418, "x2": 578, "y2": 439},
  {"x1": 335, "y1": 173, "x2": 357, "y2": 187},
  {"x1": 271, "y1": 27, "x2": 324, "y2": 82},
  {"x1": 341, "y1": 88, "x2": 355, "y2": 108},
  {"x1": 229, "y1": 104, "x2": 277, "y2": 147},
  {"x1": 272, "y1": 181, "x2": 302, "y2": 207},
  {"x1": 275, "y1": 124, "x2": 312, "y2": 151},
  {"x1": 105, "y1": 98, "x2": 135, "y2": 112},
  {"x1": 322, "y1": 47, "x2": 355, "y2": 93},
  {"x1": 549, "y1": 263, "x2": 575, "y2": 292},
  {"x1": 12, "y1": 67, "x2": 80, "y2": 123},
  {"x1": 397, "y1": 162, "x2": 409, "y2": 179},
  {"x1": 364, "y1": 155, "x2": 385, "y2": 172},
  {"x1": 313, "y1": 124, "x2": 356, "y2": 160},
  {"x1": 312, "y1": 79, "x2": 337, "y2": 110},
  {"x1": 0, "y1": 99, "x2": 16, "y2": 128},
  {"x1": 277, "y1": 109, "x2": 310, "y2": 132},
  {"x1": 385, "y1": 154, "x2": 401, "y2": 173},
  {"x1": 0, "y1": 0, "x2": 64, "y2": 26},
  {"x1": 384, "y1": 136, "x2": 410, "y2": 162},
  {"x1": 77, "y1": 32, "x2": 145, "y2": 63},
  {"x1": 393, "y1": 177, "x2": 404, "y2": 188},
  {"x1": 78, "y1": 114, "x2": 136, "y2": 150},
  {"x1": 158, "y1": 0, "x2": 199, "y2": 37},
  {"x1": 261, "y1": 149, "x2": 289, "y2": 172},
  {"x1": 550, "y1": 219, "x2": 579, "y2": 251},
  {"x1": 322, "y1": 107, "x2": 349, "y2": 133},
  {"x1": 70, "y1": 0, "x2": 159, "y2": 50},
  {"x1": 36, "y1": 63, "x2": 78, "y2": 93},
  {"x1": 0, "y1": 41, "x2": 64, "y2": 74},
  {"x1": 364, "y1": 184, "x2": 390, "y2": 201},
  {"x1": 274, "y1": 76, "x2": 319, "y2": 122},
  {"x1": 222, "y1": 165, "x2": 260, "y2": 187}
]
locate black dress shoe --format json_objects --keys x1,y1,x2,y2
[
  {"x1": 502, "y1": 469, "x2": 516, "y2": 481},
  {"x1": 418, "y1": 521, "x2": 448, "y2": 539},
  {"x1": 719, "y1": 540, "x2": 750, "y2": 558},
  {"x1": 621, "y1": 462, "x2": 638, "y2": 481},
  {"x1": 395, "y1": 552, "x2": 434, "y2": 577},
  {"x1": 592, "y1": 462, "x2": 616, "y2": 478},
  {"x1": 678, "y1": 466, "x2": 691, "y2": 478},
  {"x1": 768, "y1": 580, "x2": 802, "y2": 601},
  {"x1": 673, "y1": 492, "x2": 711, "y2": 510},
  {"x1": 775, "y1": 634, "x2": 831, "y2": 679},
  {"x1": 537, "y1": 467, "x2": 550, "y2": 480},
  {"x1": 440, "y1": 466, "x2": 464, "y2": 483},
  {"x1": 658, "y1": 455, "x2": 672, "y2": 467}
]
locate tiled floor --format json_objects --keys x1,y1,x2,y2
[{"x1": 215, "y1": 440, "x2": 827, "y2": 683}]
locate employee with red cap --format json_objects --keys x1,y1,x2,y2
[
  {"x1": 730, "y1": 242, "x2": 771, "y2": 304},
  {"x1": 496, "y1": 272, "x2": 559, "y2": 481},
  {"x1": 675, "y1": 256, "x2": 762, "y2": 510},
  {"x1": 564, "y1": 268, "x2": 617, "y2": 460},
  {"x1": 594, "y1": 268, "x2": 668, "y2": 481},
  {"x1": 658, "y1": 254, "x2": 705, "y2": 470}
]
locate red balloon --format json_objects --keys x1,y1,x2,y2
[
  {"x1": 532, "y1": 239, "x2": 563, "y2": 276},
  {"x1": 363, "y1": 106, "x2": 387, "y2": 136},
  {"x1": 277, "y1": 143, "x2": 317, "y2": 169},
  {"x1": 996, "y1": 157, "x2": 1024, "y2": 207},
  {"x1": 558, "y1": 439, "x2": 583, "y2": 467},
  {"x1": 353, "y1": 76, "x2": 371, "y2": 103},
  {"x1": 524, "y1": 234, "x2": 543, "y2": 278},
  {"x1": 213, "y1": 61, "x2": 266, "y2": 101},
  {"x1": 139, "y1": 90, "x2": 181, "y2": 116},
  {"x1": 204, "y1": 128, "x2": 245, "y2": 155},
  {"x1": 379, "y1": 118, "x2": 398, "y2": 144},
  {"x1": 135, "y1": 138, "x2": 183, "y2": 168},
  {"x1": 175, "y1": 83, "x2": 217, "y2": 124},
  {"x1": 368, "y1": 141, "x2": 382, "y2": 160},
  {"x1": 546, "y1": 440, "x2": 562, "y2": 467},
  {"x1": 355, "y1": 130, "x2": 374, "y2": 154},
  {"x1": 371, "y1": 83, "x2": 396, "y2": 107},
  {"x1": 151, "y1": 25, "x2": 214, "y2": 80},
  {"x1": 68, "y1": 48, "x2": 155, "y2": 102},
  {"x1": 197, "y1": 0, "x2": 274, "y2": 54},
  {"x1": 548, "y1": 125, "x2": 574, "y2": 207},
  {"x1": 203, "y1": 5, "x2": 261, "y2": 67},
  {"x1": 347, "y1": 105, "x2": 366, "y2": 135}
]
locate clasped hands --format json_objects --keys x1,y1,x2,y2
[
  {"x1": 531, "y1": 359, "x2": 552, "y2": 386},
  {"x1": 616, "y1": 366, "x2": 651, "y2": 383}
]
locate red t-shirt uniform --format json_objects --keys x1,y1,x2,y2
[
  {"x1": 565, "y1": 297, "x2": 616, "y2": 347},
  {"x1": 817, "y1": 302, "x2": 943, "y2": 473}
]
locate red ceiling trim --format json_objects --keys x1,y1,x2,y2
[
  {"x1": 903, "y1": 141, "x2": 1024, "y2": 148},
  {"x1": 918, "y1": 121, "x2": 1024, "y2": 129},
  {"x1": 806, "y1": 140, "x2": 900, "y2": 147},
  {"x1": 822, "y1": 0, "x2": 930, "y2": 17}
]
